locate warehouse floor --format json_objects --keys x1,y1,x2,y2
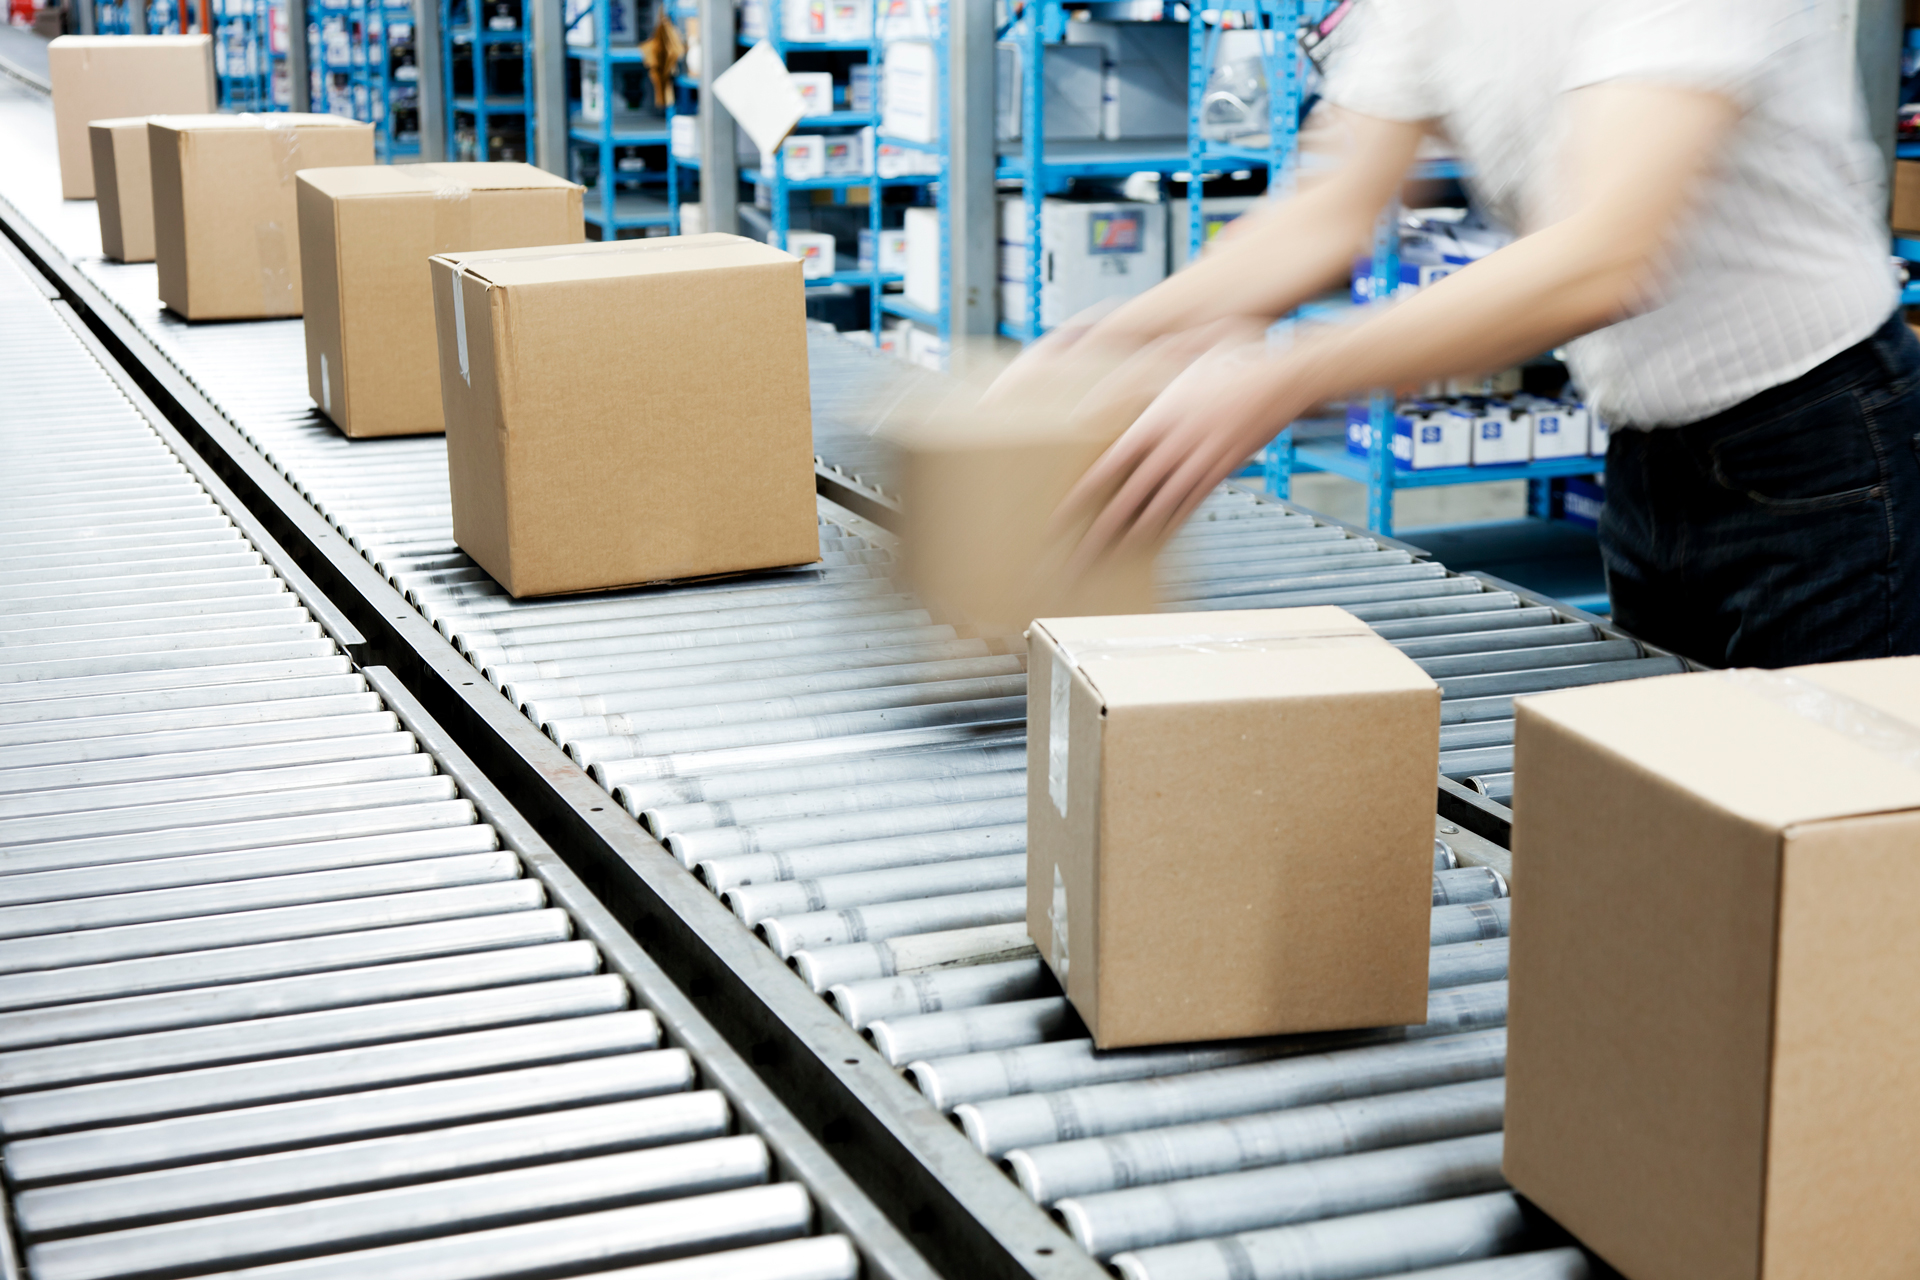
[{"x1": 0, "y1": 22, "x2": 50, "y2": 82}]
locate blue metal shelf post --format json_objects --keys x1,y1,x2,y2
[{"x1": 444, "y1": 0, "x2": 536, "y2": 162}]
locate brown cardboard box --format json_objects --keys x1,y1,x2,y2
[
  {"x1": 89, "y1": 118, "x2": 156, "y2": 263},
  {"x1": 149, "y1": 114, "x2": 373, "y2": 321},
  {"x1": 1027, "y1": 607, "x2": 1441, "y2": 1048},
  {"x1": 428, "y1": 234, "x2": 820, "y2": 597},
  {"x1": 48, "y1": 36, "x2": 213, "y2": 200},
  {"x1": 297, "y1": 163, "x2": 585, "y2": 439},
  {"x1": 1895, "y1": 160, "x2": 1920, "y2": 237},
  {"x1": 1505, "y1": 659, "x2": 1920, "y2": 1280}
]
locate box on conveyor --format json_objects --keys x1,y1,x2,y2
[
  {"x1": 877, "y1": 344, "x2": 1166, "y2": 638},
  {"x1": 48, "y1": 35, "x2": 214, "y2": 199},
  {"x1": 296, "y1": 163, "x2": 584, "y2": 439},
  {"x1": 89, "y1": 118, "x2": 156, "y2": 263},
  {"x1": 427, "y1": 233, "x2": 819, "y2": 598},
  {"x1": 1027, "y1": 607, "x2": 1442, "y2": 1049},
  {"x1": 149, "y1": 114, "x2": 373, "y2": 321},
  {"x1": 1505, "y1": 657, "x2": 1920, "y2": 1280}
]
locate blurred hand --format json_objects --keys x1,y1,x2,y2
[{"x1": 1060, "y1": 337, "x2": 1310, "y2": 571}]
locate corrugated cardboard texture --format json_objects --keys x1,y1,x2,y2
[
  {"x1": 149, "y1": 114, "x2": 373, "y2": 321},
  {"x1": 297, "y1": 163, "x2": 584, "y2": 438},
  {"x1": 1765, "y1": 811, "x2": 1920, "y2": 1279},
  {"x1": 429, "y1": 234, "x2": 819, "y2": 597},
  {"x1": 1506, "y1": 659, "x2": 1920, "y2": 1280},
  {"x1": 1027, "y1": 607, "x2": 1439, "y2": 1047},
  {"x1": 89, "y1": 118, "x2": 155, "y2": 263},
  {"x1": 48, "y1": 36, "x2": 213, "y2": 199}
]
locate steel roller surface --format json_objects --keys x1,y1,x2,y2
[
  {"x1": 0, "y1": 69, "x2": 1642, "y2": 1276},
  {"x1": 0, "y1": 231, "x2": 921, "y2": 1280}
]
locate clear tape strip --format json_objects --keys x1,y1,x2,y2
[{"x1": 1719, "y1": 669, "x2": 1920, "y2": 774}]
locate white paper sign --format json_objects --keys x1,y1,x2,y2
[{"x1": 711, "y1": 40, "x2": 807, "y2": 157}]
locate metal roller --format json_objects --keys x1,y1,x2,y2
[
  {"x1": 25, "y1": 1135, "x2": 774, "y2": 1280},
  {"x1": 1054, "y1": 1132, "x2": 1507, "y2": 1258},
  {"x1": 1365, "y1": 607, "x2": 1558, "y2": 640},
  {"x1": 589, "y1": 720, "x2": 1025, "y2": 792},
  {"x1": 0, "y1": 671, "x2": 367, "y2": 731},
  {"x1": 676, "y1": 794, "x2": 1027, "y2": 864},
  {"x1": 0, "y1": 637, "x2": 340, "y2": 685},
  {"x1": 0, "y1": 654, "x2": 357, "y2": 712},
  {"x1": 0, "y1": 710, "x2": 403, "y2": 770},
  {"x1": 1432, "y1": 867, "x2": 1508, "y2": 906},
  {"x1": 642, "y1": 760, "x2": 1024, "y2": 835},
  {"x1": 725, "y1": 854, "x2": 1028, "y2": 928},
  {"x1": 1392, "y1": 622, "x2": 1596, "y2": 658},
  {"x1": 758, "y1": 887, "x2": 1028, "y2": 959},
  {"x1": 454, "y1": 593, "x2": 924, "y2": 652},
  {"x1": 1438, "y1": 720, "x2": 1517, "y2": 752},
  {"x1": 466, "y1": 609, "x2": 936, "y2": 670},
  {"x1": 1435, "y1": 655, "x2": 1684, "y2": 701},
  {"x1": 827, "y1": 959, "x2": 1051, "y2": 1030},
  {"x1": 0, "y1": 880, "x2": 550, "y2": 975},
  {"x1": 0, "y1": 775, "x2": 460, "y2": 848},
  {"x1": 867, "y1": 997, "x2": 1075, "y2": 1068},
  {"x1": 0, "y1": 752, "x2": 435, "y2": 822},
  {"x1": 0, "y1": 690, "x2": 384, "y2": 748},
  {"x1": 1006, "y1": 1077, "x2": 1506, "y2": 1206},
  {"x1": 696, "y1": 823, "x2": 1026, "y2": 886},
  {"x1": 5, "y1": 1042, "x2": 686, "y2": 1185},
  {"x1": 13, "y1": 1091, "x2": 732, "y2": 1239},
  {"x1": 1428, "y1": 938, "x2": 1509, "y2": 989},
  {"x1": 0, "y1": 909, "x2": 575, "y2": 1012},
  {"x1": 1107, "y1": 1191, "x2": 1532, "y2": 1280},
  {"x1": 791, "y1": 923, "x2": 1038, "y2": 993},
  {"x1": 582, "y1": 1236, "x2": 861, "y2": 1280},
  {"x1": 1417, "y1": 641, "x2": 1638, "y2": 680},
  {"x1": 1387, "y1": 1250, "x2": 1592, "y2": 1280},
  {"x1": 169, "y1": 1182, "x2": 816, "y2": 1280},
  {"x1": 0, "y1": 852, "x2": 526, "y2": 940},
  {"x1": 487, "y1": 625, "x2": 962, "y2": 688},
  {"x1": 0, "y1": 731, "x2": 423, "y2": 796},
  {"x1": 1469, "y1": 773, "x2": 1516, "y2": 803}
]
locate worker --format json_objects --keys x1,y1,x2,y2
[{"x1": 1044, "y1": 0, "x2": 1917, "y2": 669}]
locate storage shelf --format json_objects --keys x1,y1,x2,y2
[
  {"x1": 569, "y1": 116, "x2": 670, "y2": 145},
  {"x1": 454, "y1": 96, "x2": 531, "y2": 112},
  {"x1": 880, "y1": 296, "x2": 940, "y2": 326},
  {"x1": 582, "y1": 191, "x2": 676, "y2": 228},
  {"x1": 810, "y1": 268, "x2": 905, "y2": 288},
  {"x1": 876, "y1": 133, "x2": 943, "y2": 156},
  {"x1": 741, "y1": 169, "x2": 929, "y2": 190},
  {"x1": 798, "y1": 111, "x2": 878, "y2": 127},
  {"x1": 739, "y1": 36, "x2": 878, "y2": 51},
  {"x1": 1290, "y1": 438, "x2": 1603, "y2": 490},
  {"x1": 448, "y1": 27, "x2": 526, "y2": 44},
  {"x1": 996, "y1": 136, "x2": 1188, "y2": 179},
  {"x1": 567, "y1": 45, "x2": 648, "y2": 63}
]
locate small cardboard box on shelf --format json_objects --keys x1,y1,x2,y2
[
  {"x1": 89, "y1": 118, "x2": 157, "y2": 263},
  {"x1": 1027, "y1": 607, "x2": 1441, "y2": 1049},
  {"x1": 148, "y1": 113, "x2": 373, "y2": 321},
  {"x1": 428, "y1": 233, "x2": 819, "y2": 598},
  {"x1": 1505, "y1": 658, "x2": 1920, "y2": 1280},
  {"x1": 297, "y1": 162, "x2": 584, "y2": 439},
  {"x1": 48, "y1": 35, "x2": 214, "y2": 199}
]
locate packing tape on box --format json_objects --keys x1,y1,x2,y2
[
  {"x1": 1718, "y1": 670, "x2": 1920, "y2": 772},
  {"x1": 1046, "y1": 630, "x2": 1382, "y2": 818}
]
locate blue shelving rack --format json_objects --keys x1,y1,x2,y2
[
  {"x1": 213, "y1": 0, "x2": 281, "y2": 108},
  {"x1": 568, "y1": 0, "x2": 678, "y2": 238},
  {"x1": 442, "y1": 0, "x2": 534, "y2": 161},
  {"x1": 997, "y1": 0, "x2": 1190, "y2": 343},
  {"x1": 306, "y1": 0, "x2": 416, "y2": 154},
  {"x1": 1185, "y1": 0, "x2": 1298, "y2": 259},
  {"x1": 730, "y1": 0, "x2": 939, "y2": 336},
  {"x1": 869, "y1": 0, "x2": 947, "y2": 343}
]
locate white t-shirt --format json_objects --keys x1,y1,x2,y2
[{"x1": 1322, "y1": 0, "x2": 1897, "y2": 427}]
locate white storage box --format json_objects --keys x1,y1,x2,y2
[
  {"x1": 1168, "y1": 194, "x2": 1259, "y2": 271},
  {"x1": 787, "y1": 231, "x2": 837, "y2": 278},
  {"x1": 670, "y1": 112, "x2": 699, "y2": 161},
  {"x1": 1394, "y1": 406, "x2": 1472, "y2": 470},
  {"x1": 1065, "y1": 20, "x2": 1187, "y2": 140},
  {"x1": 1528, "y1": 399, "x2": 1589, "y2": 460},
  {"x1": 904, "y1": 205, "x2": 940, "y2": 311},
  {"x1": 881, "y1": 40, "x2": 936, "y2": 143},
  {"x1": 996, "y1": 196, "x2": 1167, "y2": 329},
  {"x1": 994, "y1": 41, "x2": 1102, "y2": 142},
  {"x1": 1466, "y1": 403, "x2": 1532, "y2": 465},
  {"x1": 860, "y1": 226, "x2": 908, "y2": 274},
  {"x1": 791, "y1": 72, "x2": 834, "y2": 118}
]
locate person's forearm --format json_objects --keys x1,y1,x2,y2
[{"x1": 1256, "y1": 210, "x2": 1661, "y2": 411}]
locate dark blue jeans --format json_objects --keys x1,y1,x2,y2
[{"x1": 1600, "y1": 311, "x2": 1920, "y2": 669}]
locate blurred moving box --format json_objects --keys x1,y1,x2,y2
[
  {"x1": 428, "y1": 234, "x2": 819, "y2": 598},
  {"x1": 1028, "y1": 607, "x2": 1442, "y2": 1048},
  {"x1": 298, "y1": 163, "x2": 585, "y2": 438},
  {"x1": 1894, "y1": 159, "x2": 1920, "y2": 238},
  {"x1": 150, "y1": 114, "x2": 373, "y2": 321},
  {"x1": 48, "y1": 35, "x2": 213, "y2": 199},
  {"x1": 89, "y1": 118, "x2": 156, "y2": 263},
  {"x1": 1505, "y1": 658, "x2": 1920, "y2": 1280}
]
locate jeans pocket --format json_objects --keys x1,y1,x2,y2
[{"x1": 1706, "y1": 389, "x2": 1884, "y2": 511}]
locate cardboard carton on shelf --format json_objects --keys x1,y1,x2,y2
[
  {"x1": 48, "y1": 35, "x2": 214, "y2": 199},
  {"x1": 149, "y1": 113, "x2": 373, "y2": 321},
  {"x1": 89, "y1": 118, "x2": 157, "y2": 263},
  {"x1": 1505, "y1": 657, "x2": 1920, "y2": 1280},
  {"x1": 296, "y1": 162, "x2": 583, "y2": 439},
  {"x1": 1027, "y1": 606, "x2": 1442, "y2": 1049},
  {"x1": 1894, "y1": 159, "x2": 1920, "y2": 238},
  {"x1": 428, "y1": 233, "x2": 819, "y2": 598}
]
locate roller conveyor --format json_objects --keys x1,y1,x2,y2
[
  {"x1": 0, "y1": 74, "x2": 1638, "y2": 1280},
  {"x1": 0, "y1": 202, "x2": 931, "y2": 1280}
]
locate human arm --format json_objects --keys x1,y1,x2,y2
[{"x1": 1065, "y1": 81, "x2": 1743, "y2": 563}]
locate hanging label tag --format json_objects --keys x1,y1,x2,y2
[
  {"x1": 452, "y1": 272, "x2": 471, "y2": 386},
  {"x1": 1049, "y1": 650, "x2": 1071, "y2": 819}
]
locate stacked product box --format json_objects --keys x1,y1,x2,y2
[
  {"x1": 1348, "y1": 394, "x2": 1607, "y2": 469},
  {"x1": 1351, "y1": 212, "x2": 1511, "y2": 304}
]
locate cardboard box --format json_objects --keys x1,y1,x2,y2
[
  {"x1": 296, "y1": 162, "x2": 584, "y2": 439},
  {"x1": 1027, "y1": 607, "x2": 1441, "y2": 1048},
  {"x1": 1903, "y1": 161, "x2": 1920, "y2": 237},
  {"x1": 428, "y1": 234, "x2": 819, "y2": 597},
  {"x1": 879, "y1": 348, "x2": 1168, "y2": 635},
  {"x1": 149, "y1": 113, "x2": 373, "y2": 321},
  {"x1": 1505, "y1": 659, "x2": 1920, "y2": 1280},
  {"x1": 89, "y1": 117, "x2": 157, "y2": 263},
  {"x1": 1524, "y1": 398, "x2": 1588, "y2": 461},
  {"x1": 1463, "y1": 402, "x2": 1530, "y2": 466},
  {"x1": 48, "y1": 35, "x2": 214, "y2": 200}
]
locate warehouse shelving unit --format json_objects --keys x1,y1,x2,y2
[
  {"x1": 567, "y1": 0, "x2": 676, "y2": 237},
  {"x1": 309, "y1": 0, "x2": 418, "y2": 154},
  {"x1": 441, "y1": 0, "x2": 534, "y2": 160},
  {"x1": 870, "y1": 0, "x2": 948, "y2": 346},
  {"x1": 214, "y1": 0, "x2": 282, "y2": 108}
]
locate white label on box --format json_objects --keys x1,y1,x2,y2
[
  {"x1": 319, "y1": 353, "x2": 330, "y2": 413},
  {"x1": 1049, "y1": 864, "x2": 1070, "y2": 981},
  {"x1": 791, "y1": 72, "x2": 833, "y2": 118},
  {"x1": 1049, "y1": 651, "x2": 1071, "y2": 818},
  {"x1": 452, "y1": 275, "x2": 470, "y2": 385}
]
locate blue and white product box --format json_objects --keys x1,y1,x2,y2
[
  {"x1": 1462, "y1": 401, "x2": 1532, "y2": 466},
  {"x1": 849, "y1": 64, "x2": 877, "y2": 114},
  {"x1": 790, "y1": 72, "x2": 834, "y2": 119},
  {"x1": 669, "y1": 112, "x2": 698, "y2": 162},
  {"x1": 1525, "y1": 397, "x2": 1589, "y2": 460},
  {"x1": 858, "y1": 227, "x2": 907, "y2": 274},
  {"x1": 1347, "y1": 401, "x2": 1469, "y2": 469},
  {"x1": 1589, "y1": 407, "x2": 1609, "y2": 456},
  {"x1": 1561, "y1": 476, "x2": 1606, "y2": 530}
]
